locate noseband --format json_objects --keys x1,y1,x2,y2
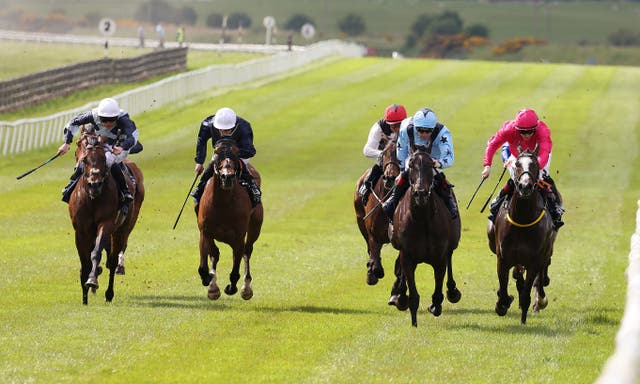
[{"x1": 409, "y1": 150, "x2": 434, "y2": 206}]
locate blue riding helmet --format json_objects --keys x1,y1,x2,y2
[{"x1": 413, "y1": 108, "x2": 437, "y2": 128}]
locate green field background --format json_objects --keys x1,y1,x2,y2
[{"x1": 1, "y1": 57, "x2": 639, "y2": 383}]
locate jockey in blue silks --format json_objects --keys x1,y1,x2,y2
[{"x1": 381, "y1": 107, "x2": 458, "y2": 220}]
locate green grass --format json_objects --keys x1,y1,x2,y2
[{"x1": 0, "y1": 57, "x2": 639, "y2": 383}]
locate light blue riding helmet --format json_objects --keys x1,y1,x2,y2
[{"x1": 413, "y1": 108, "x2": 437, "y2": 128}]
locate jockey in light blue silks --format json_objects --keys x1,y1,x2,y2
[{"x1": 381, "y1": 107, "x2": 458, "y2": 220}]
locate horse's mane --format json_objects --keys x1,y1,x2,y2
[{"x1": 215, "y1": 138, "x2": 237, "y2": 150}]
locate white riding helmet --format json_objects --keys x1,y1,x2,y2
[
  {"x1": 97, "y1": 98, "x2": 120, "y2": 118},
  {"x1": 213, "y1": 107, "x2": 237, "y2": 130}
]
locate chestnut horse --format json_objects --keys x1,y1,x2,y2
[
  {"x1": 488, "y1": 147, "x2": 556, "y2": 324},
  {"x1": 354, "y1": 139, "x2": 401, "y2": 285},
  {"x1": 390, "y1": 145, "x2": 462, "y2": 327},
  {"x1": 197, "y1": 138, "x2": 263, "y2": 300},
  {"x1": 69, "y1": 141, "x2": 144, "y2": 304}
]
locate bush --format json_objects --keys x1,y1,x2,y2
[
  {"x1": 227, "y1": 12, "x2": 252, "y2": 29},
  {"x1": 205, "y1": 13, "x2": 224, "y2": 28},
  {"x1": 464, "y1": 24, "x2": 490, "y2": 38},
  {"x1": 177, "y1": 6, "x2": 197, "y2": 26},
  {"x1": 284, "y1": 13, "x2": 315, "y2": 32},
  {"x1": 608, "y1": 29, "x2": 640, "y2": 46},
  {"x1": 338, "y1": 13, "x2": 366, "y2": 36},
  {"x1": 411, "y1": 14, "x2": 433, "y2": 39},
  {"x1": 134, "y1": 0, "x2": 175, "y2": 24}
]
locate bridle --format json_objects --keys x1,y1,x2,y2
[
  {"x1": 81, "y1": 144, "x2": 109, "y2": 200},
  {"x1": 409, "y1": 148, "x2": 434, "y2": 207},
  {"x1": 212, "y1": 140, "x2": 241, "y2": 190}
]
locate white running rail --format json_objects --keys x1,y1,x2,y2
[{"x1": 595, "y1": 200, "x2": 640, "y2": 384}]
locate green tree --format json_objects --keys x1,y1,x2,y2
[
  {"x1": 464, "y1": 23, "x2": 490, "y2": 38},
  {"x1": 177, "y1": 6, "x2": 197, "y2": 26},
  {"x1": 284, "y1": 13, "x2": 315, "y2": 32},
  {"x1": 134, "y1": 0, "x2": 175, "y2": 24},
  {"x1": 227, "y1": 12, "x2": 252, "y2": 29},
  {"x1": 338, "y1": 13, "x2": 366, "y2": 36}
]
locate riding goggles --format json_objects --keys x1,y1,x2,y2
[
  {"x1": 517, "y1": 128, "x2": 536, "y2": 135},
  {"x1": 416, "y1": 127, "x2": 434, "y2": 134}
]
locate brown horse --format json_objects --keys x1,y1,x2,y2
[
  {"x1": 69, "y1": 141, "x2": 144, "y2": 304},
  {"x1": 389, "y1": 146, "x2": 462, "y2": 327},
  {"x1": 488, "y1": 147, "x2": 556, "y2": 324},
  {"x1": 197, "y1": 138, "x2": 263, "y2": 300},
  {"x1": 354, "y1": 139, "x2": 401, "y2": 285}
]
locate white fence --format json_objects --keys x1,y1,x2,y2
[
  {"x1": 0, "y1": 38, "x2": 365, "y2": 156},
  {"x1": 596, "y1": 200, "x2": 640, "y2": 384}
]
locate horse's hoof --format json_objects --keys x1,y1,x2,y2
[
  {"x1": 396, "y1": 295, "x2": 409, "y2": 311},
  {"x1": 366, "y1": 273, "x2": 379, "y2": 286},
  {"x1": 241, "y1": 287, "x2": 253, "y2": 300},
  {"x1": 208, "y1": 287, "x2": 221, "y2": 300},
  {"x1": 115, "y1": 265, "x2": 125, "y2": 275},
  {"x1": 375, "y1": 267, "x2": 385, "y2": 279},
  {"x1": 495, "y1": 303, "x2": 509, "y2": 316},
  {"x1": 447, "y1": 288, "x2": 462, "y2": 303},
  {"x1": 224, "y1": 284, "x2": 238, "y2": 296},
  {"x1": 533, "y1": 295, "x2": 548, "y2": 312},
  {"x1": 428, "y1": 304, "x2": 442, "y2": 317},
  {"x1": 105, "y1": 291, "x2": 114, "y2": 302},
  {"x1": 84, "y1": 277, "x2": 99, "y2": 289}
]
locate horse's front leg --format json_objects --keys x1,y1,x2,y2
[
  {"x1": 400, "y1": 252, "x2": 420, "y2": 327},
  {"x1": 76, "y1": 232, "x2": 92, "y2": 305},
  {"x1": 428, "y1": 262, "x2": 445, "y2": 317},
  {"x1": 225, "y1": 239, "x2": 244, "y2": 296},
  {"x1": 116, "y1": 246, "x2": 127, "y2": 275},
  {"x1": 495, "y1": 256, "x2": 514, "y2": 316},
  {"x1": 445, "y1": 250, "x2": 461, "y2": 303},
  {"x1": 366, "y1": 235, "x2": 385, "y2": 286},
  {"x1": 519, "y1": 268, "x2": 536, "y2": 324},
  {"x1": 533, "y1": 271, "x2": 548, "y2": 313},
  {"x1": 85, "y1": 227, "x2": 104, "y2": 289},
  {"x1": 388, "y1": 254, "x2": 408, "y2": 311}
]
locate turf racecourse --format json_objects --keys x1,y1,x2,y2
[{"x1": 1, "y1": 57, "x2": 638, "y2": 383}]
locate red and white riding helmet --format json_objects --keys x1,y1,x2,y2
[{"x1": 384, "y1": 104, "x2": 407, "y2": 125}]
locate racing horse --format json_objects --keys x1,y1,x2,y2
[
  {"x1": 197, "y1": 138, "x2": 263, "y2": 300},
  {"x1": 69, "y1": 140, "x2": 144, "y2": 304},
  {"x1": 354, "y1": 138, "x2": 401, "y2": 285},
  {"x1": 487, "y1": 146, "x2": 556, "y2": 324},
  {"x1": 390, "y1": 145, "x2": 462, "y2": 327},
  {"x1": 74, "y1": 127, "x2": 141, "y2": 275}
]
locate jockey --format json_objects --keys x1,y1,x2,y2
[
  {"x1": 481, "y1": 108, "x2": 564, "y2": 230},
  {"x1": 381, "y1": 107, "x2": 458, "y2": 220},
  {"x1": 357, "y1": 103, "x2": 407, "y2": 205},
  {"x1": 57, "y1": 97, "x2": 142, "y2": 217},
  {"x1": 191, "y1": 107, "x2": 261, "y2": 208}
]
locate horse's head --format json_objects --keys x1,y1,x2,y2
[
  {"x1": 80, "y1": 144, "x2": 110, "y2": 200},
  {"x1": 407, "y1": 146, "x2": 435, "y2": 207},
  {"x1": 381, "y1": 139, "x2": 401, "y2": 190},
  {"x1": 212, "y1": 138, "x2": 241, "y2": 190},
  {"x1": 75, "y1": 127, "x2": 102, "y2": 161},
  {"x1": 513, "y1": 146, "x2": 540, "y2": 198}
]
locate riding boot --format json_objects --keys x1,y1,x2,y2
[
  {"x1": 542, "y1": 174, "x2": 564, "y2": 230},
  {"x1": 546, "y1": 189, "x2": 565, "y2": 230},
  {"x1": 240, "y1": 168, "x2": 262, "y2": 208},
  {"x1": 111, "y1": 163, "x2": 133, "y2": 217},
  {"x1": 434, "y1": 173, "x2": 458, "y2": 219},
  {"x1": 61, "y1": 164, "x2": 83, "y2": 203},
  {"x1": 358, "y1": 163, "x2": 383, "y2": 205},
  {"x1": 191, "y1": 162, "x2": 215, "y2": 205},
  {"x1": 488, "y1": 179, "x2": 515, "y2": 222},
  {"x1": 381, "y1": 171, "x2": 409, "y2": 221}
]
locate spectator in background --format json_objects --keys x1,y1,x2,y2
[
  {"x1": 156, "y1": 24, "x2": 165, "y2": 48},
  {"x1": 137, "y1": 25, "x2": 145, "y2": 48},
  {"x1": 176, "y1": 26, "x2": 185, "y2": 47}
]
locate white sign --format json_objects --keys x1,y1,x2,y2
[
  {"x1": 301, "y1": 23, "x2": 315, "y2": 40},
  {"x1": 98, "y1": 18, "x2": 116, "y2": 36},
  {"x1": 263, "y1": 16, "x2": 275, "y2": 29}
]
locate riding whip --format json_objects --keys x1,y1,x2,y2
[
  {"x1": 465, "y1": 177, "x2": 486, "y2": 210},
  {"x1": 16, "y1": 153, "x2": 61, "y2": 180},
  {"x1": 172, "y1": 173, "x2": 200, "y2": 229},
  {"x1": 480, "y1": 166, "x2": 507, "y2": 213}
]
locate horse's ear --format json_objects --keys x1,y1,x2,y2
[
  {"x1": 533, "y1": 143, "x2": 539, "y2": 155},
  {"x1": 517, "y1": 144, "x2": 522, "y2": 153}
]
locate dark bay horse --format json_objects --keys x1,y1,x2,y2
[
  {"x1": 69, "y1": 141, "x2": 144, "y2": 304},
  {"x1": 487, "y1": 147, "x2": 556, "y2": 324},
  {"x1": 390, "y1": 146, "x2": 462, "y2": 327},
  {"x1": 354, "y1": 139, "x2": 401, "y2": 285},
  {"x1": 197, "y1": 138, "x2": 263, "y2": 300}
]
